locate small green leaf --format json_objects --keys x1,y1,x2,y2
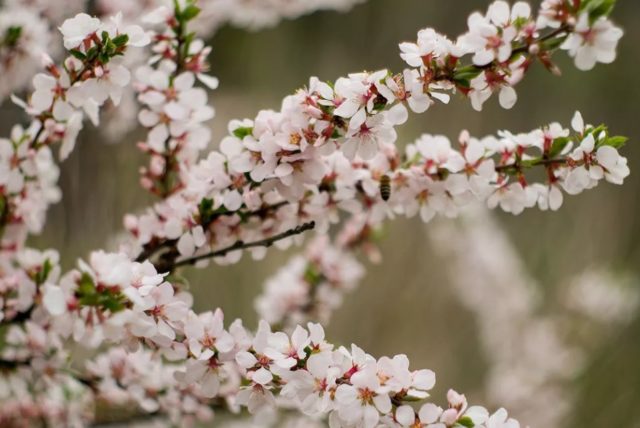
[
  {"x1": 69, "y1": 49, "x2": 86, "y2": 60},
  {"x1": 198, "y1": 197, "x2": 215, "y2": 224},
  {"x1": 456, "y1": 416, "x2": 475, "y2": 428},
  {"x1": 86, "y1": 46, "x2": 99, "y2": 61},
  {"x1": 181, "y1": 4, "x2": 201, "y2": 21},
  {"x1": 453, "y1": 66, "x2": 482, "y2": 82},
  {"x1": 549, "y1": 136, "x2": 572, "y2": 158},
  {"x1": 540, "y1": 35, "x2": 566, "y2": 51},
  {"x1": 112, "y1": 34, "x2": 129, "y2": 47},
  {"x1": 582, "y1": 0, "x2": 616, "y2": 20},
  {"x1": 5, "y1": 26, "x2": 22, "y2": 47},
  {"x1": 78, "y1": 272, "x2": 96, "y2": 296},
  {"x1": 232, "y1": 126, "x2": 254, "y2": 139},
  {"x1": 602, "y1": 135, "x2": 628, "y2": 149},
  {"x1": 303, "y1": 265, "x2": 322, "y2": 285},
  {"x1": 34, "y1": 259, "x2": 53, "y2": 285}
]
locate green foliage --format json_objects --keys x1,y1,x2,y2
[
  {"x1": 198, "y1": 197, "x2": 216, "y2": 225},
  {"x1": 303, "y1": 265, "x2": 323, "y2": 286},
  {"x1": 599, "y1": 135, "x2": 628, "y2": 149},
  {"x1": 174, "y1": 0, "x2": 201, "y2": 25},
  {"x1": 453, "y1": 66, "x2": 482, "y2": 88},
  {"x1": 581, "y1": 0, "x2": 617, "y2": 21},
  {"x1": 456, "y1": 416, "x2": 475, "y2": 428},
  {"x1": 549, "y1": 137, "x2": 572, "y2": 158},
  {"x1": 182, "y1": 4, "x2": 201, "y2": 21},
  {"x1": 3, "y1": 26, "x2": 22, "y2": 47},
  {"x1": 112, "y1": 34, "x2": 130, "y2": 47},
  {"x1": 76, "y1": 272, "x2": 127, "y2": 313},
  {"x1": 34, "y1": 259, "x2": 53, "y2": 286},
  {"x1": 232, "y1": 126, "x2": 254, "y2": 139}
]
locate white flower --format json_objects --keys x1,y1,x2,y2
[
  {"x1": 460, "y1": 1, "x2": 519, "y2": 66},
  {"x1": 129, "y1": 282, "x2": 188, "y2": 345},
  {"x1": 561, "y1": 14, "x2": 623, "y2": 71},
  {"x1": 334, "y1": 362, "x2": 392, "y2": 428},
  {"x1": 183, "y1": 309, "x2": 235, "y2": 360},
  {"x1": 59, "y1": 13, "x2": 101, "y2": 50},
  {"x1": 597, "y1": 145, "x2": 629, "y2": 185},
  {"x1": 399, "y1": 28, "x2": 452, "y2": 67},
  {"x1": 486, "y1": 408, "x2": 520, "y2": 428},
  {"x1": 103, "y1": 12, "x2": 150, "y2": 47},
  {"x1": 333, "y1": 71, "x2": 388, "y2": 130},
  {"x1": 265, "y1": 325, "x2": 310, "y2": 369},
  {"x1": 42, "y1": 284, "x2": 67, "y2": 316},
  {"x1": 342, "y1": 114, "x2": 397, "y2": 160},
  {"x1": 487, "y1": 182, "x2": 537, "y2": 215}
]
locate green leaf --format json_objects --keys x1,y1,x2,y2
[
  {"x1": 78, "y1": 272, "x2": 96, "y2": 296},
  {"x1": 112, "y1": 34, "x2": 129, "y2": 47},
  {"x1": 549, "y1": 136, "x2": 572, "y2": 158},
  {"x1": 85, "y1": 46, "x2": 99, "y2": 61},
  {"x1": 456, "y1": 416, "x2": 475, "y2": 428},
  {"x1": 100, "y1": 296, "x2": 125, "y2": 313},
  {"x1": 303, "y1": 265, "x2": 322, "y2": 285},
  {"x1": 69, "y1": 49, "x2": 86, "y2": 60},
  {"x1": 602, "y1": 135, "x2": 628, "y2": 149},
  {"x1": 181, "y1": 4, "x2": 201, "y2": 21},
  {"x1": 540, "y1": 35, "x2": 567, "y2": 51},
  {"x1": 5, "y1": 26, "x2": 22, "y2": 47},
  {"x1": 582, "y1": 0, "x2": 617, "y2": 20},
  {"x1": 35, "y1": 259, "x2": 53, "y2": 285},
  {"x1": 232, "y1": 126, "x2": 254, "y2": 139},
  {"x1": 453, "y1": 66, "x2": 482, "y2": 83},
  {"x1": 198, "y1": 197, "x2": 215, "y2": 224}
]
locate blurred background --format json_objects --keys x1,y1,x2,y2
[{"x1": 2, "y1": 0, "x2": 640, "y2": 426}]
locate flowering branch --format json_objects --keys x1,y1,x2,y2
[
  {"x1": 169, "y1": 221, "x2": 316, "y2": 270},
  {"x1": 123, "y1": 0, "x2": 628, "y2": 275},
  {"x1": 0, "y1": 1, "x2": 632, "y2": 426},
  {"x1": 0, "y1": 13, "x2": 149, "y2": 258},
  {"x1": 135, "y1": 1, "x2": 218, "y2": 198},
  {"x1": 16, "y1": 251, "x2": 521, "y2": 428}
]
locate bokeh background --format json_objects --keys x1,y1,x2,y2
[{"x1": 3, "y1": 0, "x2": 640, "y2": 426}]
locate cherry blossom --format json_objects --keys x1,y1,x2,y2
[{"x1": 0, "y1": 1, "x2": 632, "y2": 426}]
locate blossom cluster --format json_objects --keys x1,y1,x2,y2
[
  {"x1": 85, "y1": 347, "x2": 214, "y2": 425},
  {"x1": 255, "y1": 234, "x2": 365, "y2": 327},
  {"x1": 125, "y1": 109, "x2": 629, "y2": 274},
  {"x1": 0, "y1": 0, "x2": 632, "y2": 426},
  {"x1": 0, "y1": 6, "x2": 51, "y2": 101},
  {"x1": 13, "y1": 249, "x2": 518, "y2": 428},
  {"x1": 121, "y1": 0, "x2": 627, "y2": 273},
  {"x1": 0, "y1": 13, "x2": 148, "y2": 257},
  {"x1": 135, "y1": 2, "x2": 218, "y2": 197}
]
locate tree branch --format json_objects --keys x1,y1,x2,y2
[{"x1": 170, "y1": 221, "x2": 316, "y2": 269}]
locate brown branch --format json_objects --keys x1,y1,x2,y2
[
  {"x1": 494, "y1": 157, "x2": 568, "y2": 173},
  {"x1": 170, "y1": 221, "x2": 316, "y2": 269},
  {"x1": 135, "y1": 201, "x2": 292, "y2": 264}
]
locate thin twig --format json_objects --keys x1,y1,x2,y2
[
  {"x1": 495, "y1": 157, "x2": 568, "y2": 173},
  {"x1": 171, "y1": 221, "x2": 316, "y2": 269}
]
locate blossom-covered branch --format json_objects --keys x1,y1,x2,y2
[
  {"x1": 0, "y1": 1, "x2": 632, "y2": 426},
  {"x1": 0, "y1": 13, "x2": 149, "y2": 259},
  {"x1": 2, "y1": 250, "x2": 521, "y2": 428},
  {"x1": 123, "y1": 0, "x2": 628, "y2": 274},
  {"x1": 135, "y1": 1, "x2": 218, "y2": 198}
]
